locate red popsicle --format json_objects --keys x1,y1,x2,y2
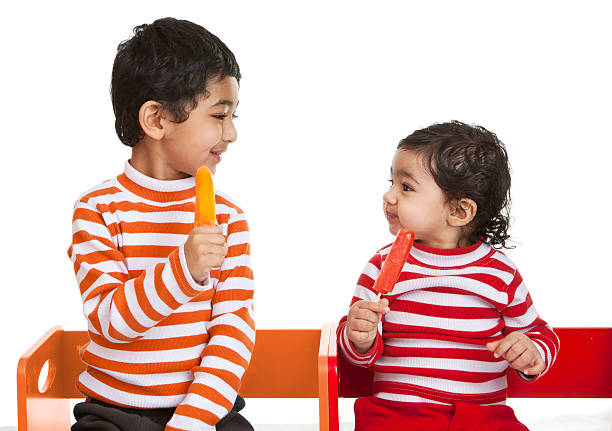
[{"x1": 373, "y1": 229, "x2": 414, "y2": 298}]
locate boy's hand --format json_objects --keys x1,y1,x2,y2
[
  {"x1": 347, "y1": 298, "x2": 390, "y2": 354},
  {"x1": 486, "y1": 332, "x2": 545, "y2": 376},
  {"x1": 184, "y1": 225, "x2": 227, "y2": 283}
]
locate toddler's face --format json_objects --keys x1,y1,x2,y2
[
  {"x1": 383, "y1": 149, "x2": 452, "y2": 247},
  {"x1": 161, "y1": 76, "x2": 239, "y2": 177}
]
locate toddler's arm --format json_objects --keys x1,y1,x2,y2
[
  {"x1": 69, "y1": 199, "x2": 219, "y2": 343},
  {"x1": 166, "y1": 211, "x2": 254, "y2": 431},
  {"x1": 489, "y1": 269, "x2": 560, "y2": 379},
  {"x1": 337, "y1": 253, "x2": 387, "y2": 366}
]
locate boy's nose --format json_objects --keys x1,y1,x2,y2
[{"x1": 223, "y1": 120, "x2": 237, "y2": 143}]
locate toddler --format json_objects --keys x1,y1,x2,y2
[{"x1": 338, "y1": 121, "x2": 559, "y2": 431}]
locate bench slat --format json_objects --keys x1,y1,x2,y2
[{"x1": 331, "y1": 326, "x2": 612, "y2": 398}]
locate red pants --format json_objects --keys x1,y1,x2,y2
[{"x1": 355, "y1": 397, "x2": 529, "y2": 431}]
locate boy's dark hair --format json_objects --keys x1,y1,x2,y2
[
  {"x1": 111, "y1": 18, "x2": 241, "y2": 147},
  {"x1": 398, "y1": 121, "x2": 512, "y2": 249}
]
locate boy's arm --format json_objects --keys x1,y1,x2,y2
[
  {"x1": 499, "y1": 269, "x2": 560, "y2": 379},
  {"x1": 337, "y1": 254, "x2": 384, "y2": 367},
  {"x1": 69, "y1": 199, "x2": 210, "y2": 343},
  {"x1": 166, "y1": 212, "x2": 254, "y2": 431}
]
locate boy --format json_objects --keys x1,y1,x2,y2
[{"x1": 68, "y1": 18, "x2": 254, "y2": 431}]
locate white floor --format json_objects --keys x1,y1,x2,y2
[
  {"x1": 524, "y1": 409, "x2": 612, "y2": 431},
  {"x1": 5, "y1": 399, "x2": 612, "y2": 431},
  {"x1": 3, "y1": 412, "x2": 611, "y2": 431}
]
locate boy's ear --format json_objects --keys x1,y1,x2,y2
[
  {"x1": 139, "y1": 101, "x2": 165, "y2": 141},
  {"x1": 448, "y1": 198, "x2": 477, "y2": 227}
]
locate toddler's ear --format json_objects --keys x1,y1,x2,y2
[
  {"x1": 139, "y1": 101, "x2": 165, "y2": 141},
  {"x1": 448, "y1": 198, "x2": 477, "y2": 227}
]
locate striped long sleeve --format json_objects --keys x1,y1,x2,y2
[
  {"x1": 68, "y1": 161, "x2": 254, "y2": 429},
  {"x1": 70, "y1": 197, "x2": 209, "y2": 345},
  {"x1": 166, "y1": 211, "x2": 255, "y2": 430},
  {"x1": 338, "y1": 253, "x2": 384, "y2": 367},
  {"x1": 338, "y1": 240, "x2": 559, "y2": 406},
  {"x1": 501, "y1": 269, "x2": 558, "y2": 379}
]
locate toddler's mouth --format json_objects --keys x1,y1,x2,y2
[{"x1": 385, "y1": 210, "x2": 398, "y2": 222}]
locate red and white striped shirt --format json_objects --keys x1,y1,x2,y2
[
  {"x1": 68, "y1": 161, "x2": 255, "y2": 430},
  {"x1": 338, "y1": 240, "x2": 559, "y2": 406}
]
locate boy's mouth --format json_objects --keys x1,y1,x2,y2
[{"x1": 210, "y1": 150, "x2": 224, "y2": 162}]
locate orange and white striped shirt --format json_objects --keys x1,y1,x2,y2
[{"x1": 68, "y1": 161, "x2": 255, "y2": 430}]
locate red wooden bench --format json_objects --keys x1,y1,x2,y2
[{"x1": 320, "y1": 323, "x2": 612, "y2": 430}]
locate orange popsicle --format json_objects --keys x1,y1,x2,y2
[
  {"x1": 373, "y1": 229, "x2": 414, "y2": 298},
  {"x1": 195, "y1": 166, "x2": 216, "y2": 226}
]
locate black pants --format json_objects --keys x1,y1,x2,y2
[{"x1": 72, "y1": 395, "x2": 253, "y2": 431}]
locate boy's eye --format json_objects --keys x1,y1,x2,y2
[
  {"x1": 388, "y1": 178, "x2": 393, "y2": 187},
  {"x1": 213, "y1": 113, "x2": 238, "y2": 120}
]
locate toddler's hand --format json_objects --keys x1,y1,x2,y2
[
  {"x1": 184, "y1": 225, "x2": 227, "y2": 283},
  {"x1": 486, "y1": 332, "x2": 545, "y2": 376},
  {"x1": 347, "y1": 299, "x2": 390, "y2": 354}
]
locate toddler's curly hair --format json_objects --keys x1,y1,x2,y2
[{"x1": 398, "y1": 121, "x2": 512, "y2": 248}]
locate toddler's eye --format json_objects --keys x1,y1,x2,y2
[
  {"x1": 388, "y1": 178, "x2": 393, "y2": 187},
  {"x1": 232, "y1": 113, "x2": 239, "y2": 119},
  {"x1": 213, "y1": 114, "x2": 227, "y2": 120},
  {"x1": 402, "y1": 183, "x2": 413, "y2": 192}
]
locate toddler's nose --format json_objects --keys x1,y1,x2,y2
[{"x1": 383, "y1": 188, "x2": 396, "y2": 205}]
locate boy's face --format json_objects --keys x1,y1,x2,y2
[
  {"x1": 161, "y1": 76, "x2": 239, "y2": 177},
  {"x1": 383, "y1": 149, "x2": 453, "y2": 248}
]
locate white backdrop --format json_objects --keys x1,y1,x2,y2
[{"x1": 1, "y1": 0, "x2": 611, "y2": 427}]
